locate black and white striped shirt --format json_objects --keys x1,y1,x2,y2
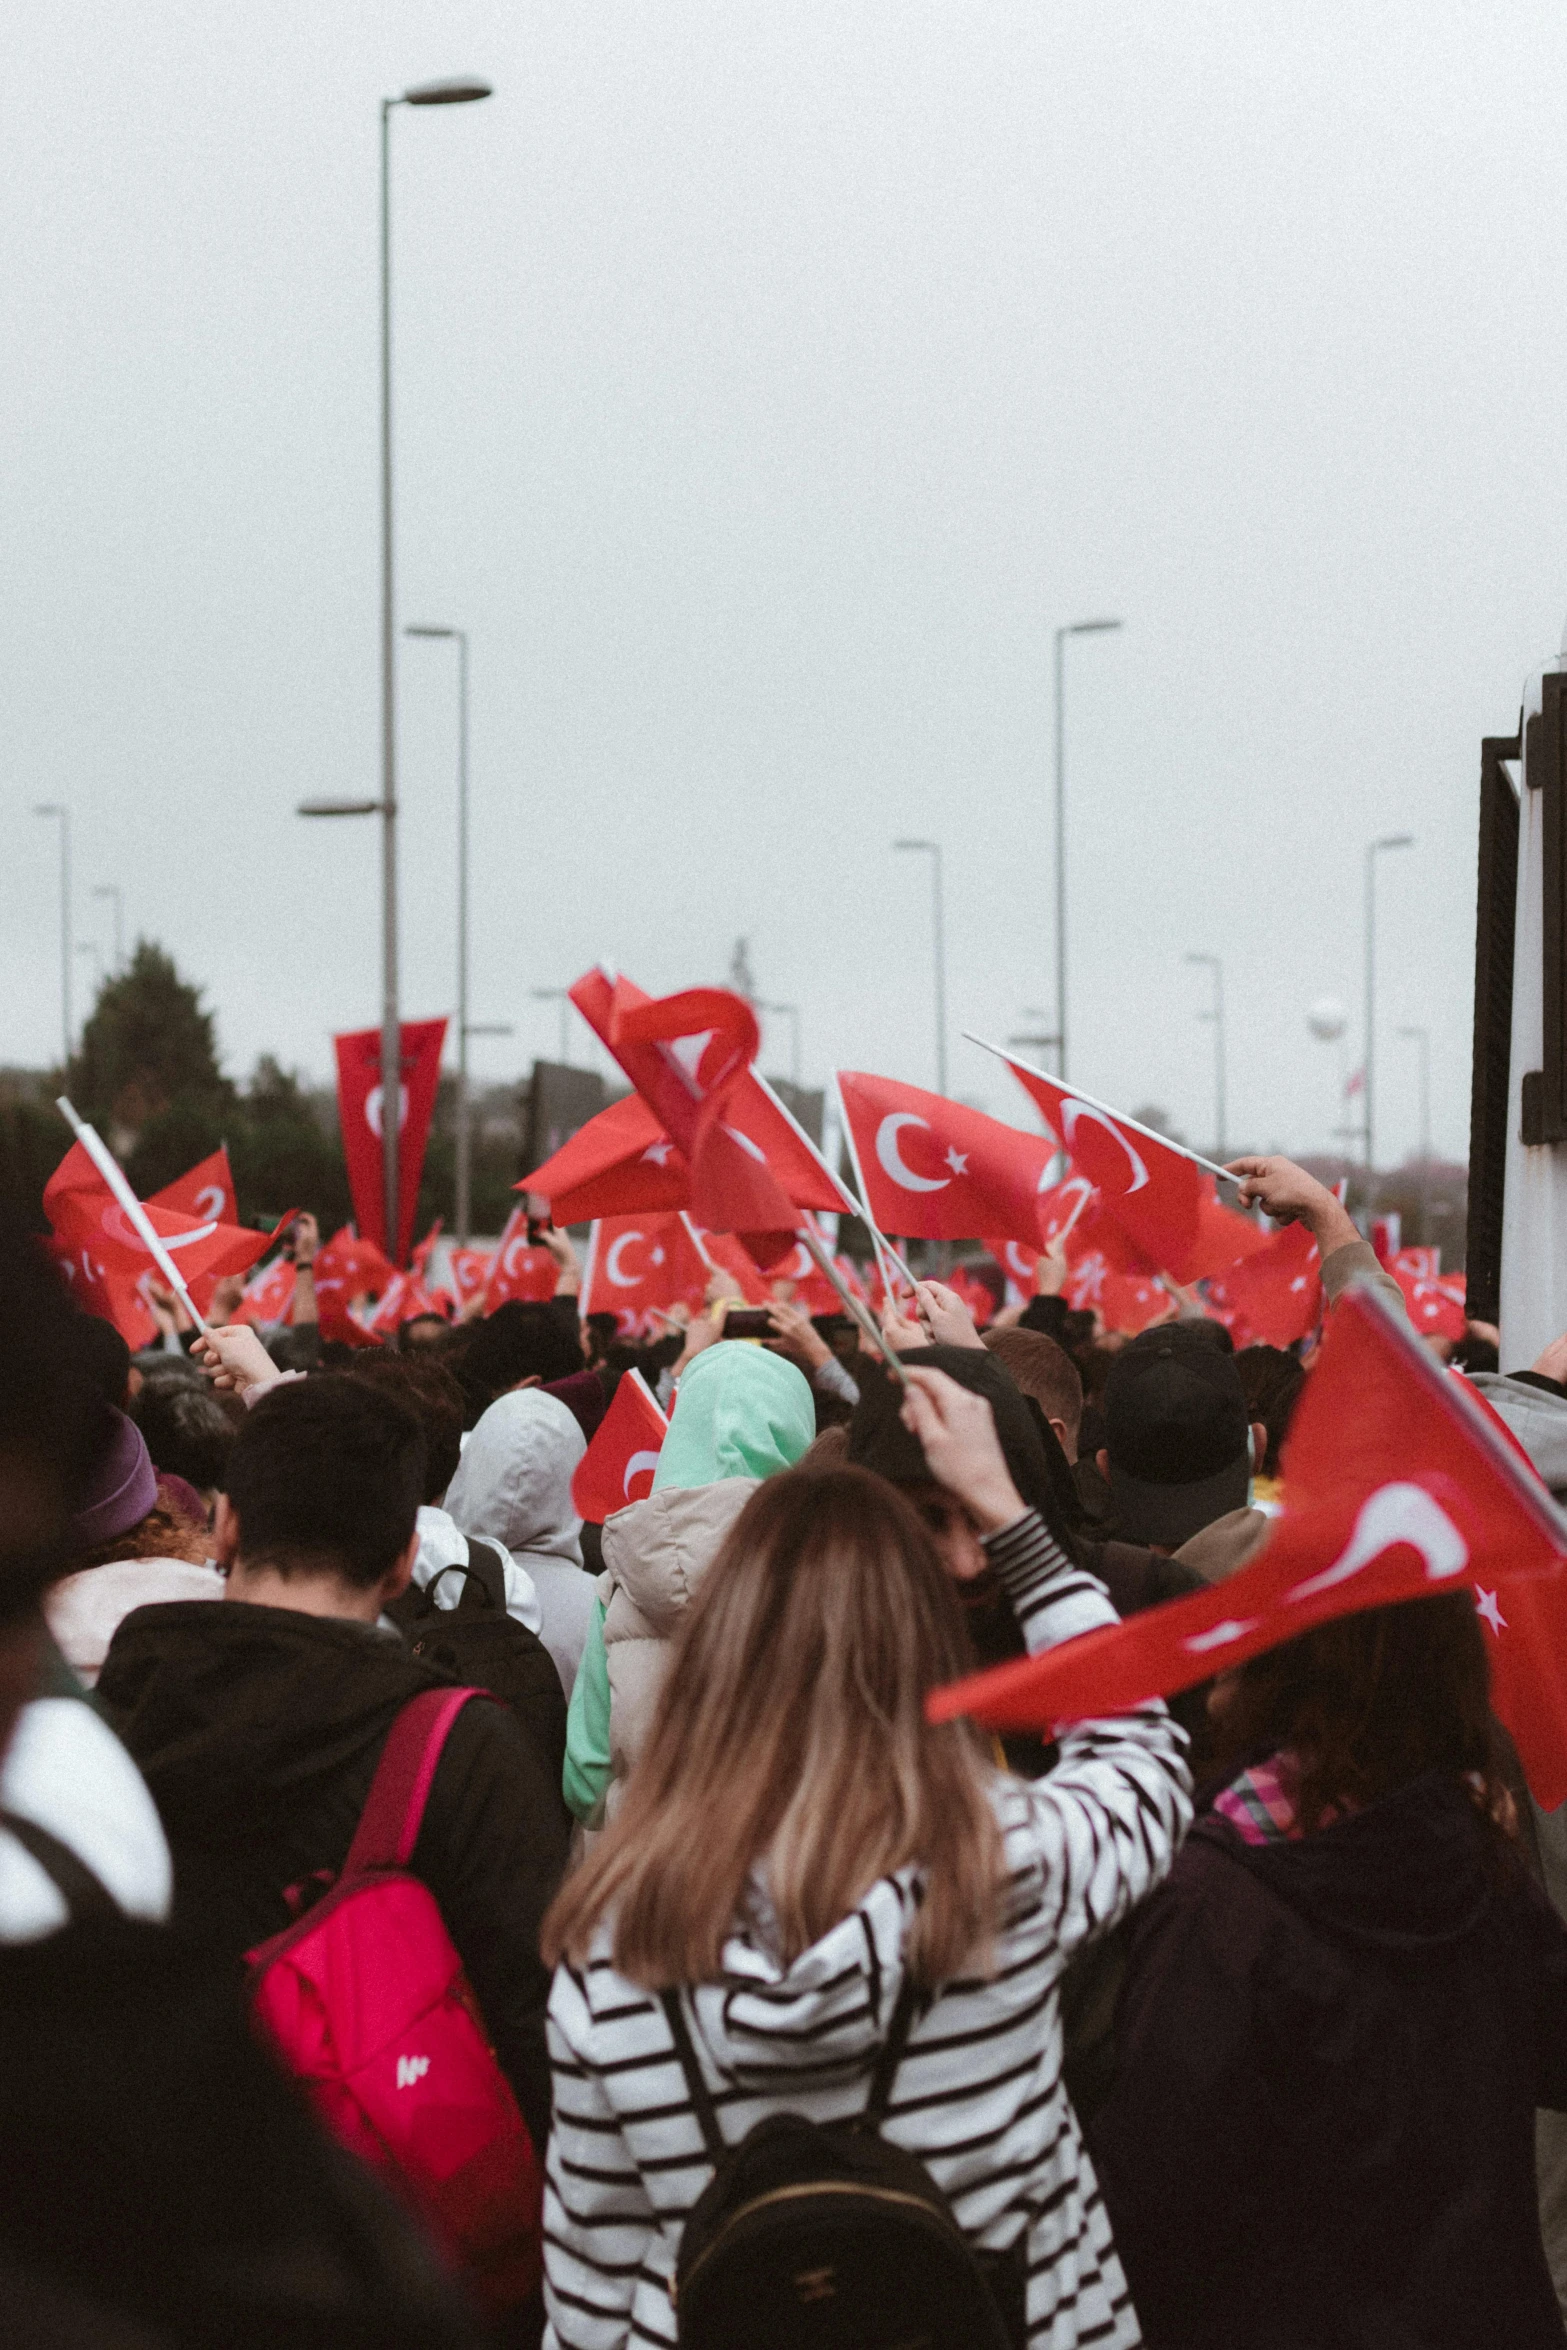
[{"x1": 543, "y1": 1510, "x2": 1192, "y2": 2350}]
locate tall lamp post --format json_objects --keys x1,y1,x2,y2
[
  {"x1": 405, "y1": 623, "x2": 476, "y2": 1242},
  {"x1": 1185, "y1": 951, "x2": 1227, "y2": 1160},
  {"x1": 1364, "y1": 832, "x2": 1414, "y2": 1173},
  {"x1": 894, "y1": 838, "x2": 948, "y2": 1097},
  {"x1": 765, "y1": 1002, "x2": 802, "y2": 1089},
  {"x1": 300, "y1": 74, "x2": 491, "y2": 1263},
  {"x1": 1053, "y1": 617, "x2": 1122, "y2": 1081},
  {"x1": 32, "y1": 803, "x2": 72, "y2": 1069},
  {"x1": 92, "y1": 884, "x2": 124, "y2": 974}
]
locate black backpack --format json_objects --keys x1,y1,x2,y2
[
  {"x1": 386, "y1": 1540, "x2": 568, "y2": 1791},
  {"x1": 660, "y1": 1978, "x2": 1024, "y2": 2350}
]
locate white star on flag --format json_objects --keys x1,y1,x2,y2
[
  {"x1": 651, "y1": 1246, "x2": 665, "y2": 1267},
  {"x1": 945, "y1": 1148, "x2": 969, "y2": 1176},
  {"x1": 641, "y1": 1140, "x2": 674, "y2": 1167},
  {"x1": 1475, "y1": 1587, "x2": 1508, "y2": 1637}
]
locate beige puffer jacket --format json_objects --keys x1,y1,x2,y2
[{"x1": 598, "y1": 1480, "x2": 758, "y2": 1815}]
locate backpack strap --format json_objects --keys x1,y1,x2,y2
[
  {"x1": 1, "y1": 1811, "x2": 117, "y2": 1921},
  {"x1": 660, "y1": 1989, "x2": 726, "y2": 2164},
  {"x1": 862, "y1": 1973, "x2": 920, "y2": 2130},
  {"x1": 342, "y1": 1686, "x2": 487, "y2": 1878},
  {"x1": 458, "y1": 1536, "x2": 509, "y2": 1615}
]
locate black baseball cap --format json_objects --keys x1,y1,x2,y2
[{"x1": 1103, "y1": 1325, "x2": 1252, "y2": 1548}]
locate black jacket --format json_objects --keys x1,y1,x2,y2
[
  {"x1": 97, "y1": 1601, "x2": 572, "y2": 2151},
  {"x1": 1092, "y1": 1774, "x2": 1567, "y2": 2349}
]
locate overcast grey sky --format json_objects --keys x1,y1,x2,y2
[{"x1": 5, "y1": 2, "x2": 1562, "y2": 1166}]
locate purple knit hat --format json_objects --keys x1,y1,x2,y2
[{"x1": 71, "y1": 1409, "x2": 158, "y2": 1549}]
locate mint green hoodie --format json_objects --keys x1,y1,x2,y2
[{"x1": 563, "y1": 1343, "x2": 815, "y2": 1822}]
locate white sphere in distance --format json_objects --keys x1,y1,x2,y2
[{"x1": 1307, "y1": 996, "x2": 1348, "y2": 1042}]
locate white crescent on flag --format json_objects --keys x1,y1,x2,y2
[
  {"x1": 502, "y1": 1234, "x2": 529, "y2": 1279},
  {"x1": 1059, "y1": 1100, "x2": 1150, "y2": 1195},
  {"x1": 103, "y1": 1204, "x2": 219, "y2": 1255},
  {"x1": 1286, "y1": 1482, "x2": 1468, "y2": 1603},
  {"x1": 875, "y1": 1113, "x2": 950, "y2": 1194},
  {"x1": 623, "y1": 1450, "x2": 661, "y2": 1498},
  {"x1": 605, "y1": 1231, "x2": 646, "y2": 1288},
  {"x1": 192, "y1": 1184, "x2": 227, "y2": 1222},
  {"x1": 364, "y1": 1084, "x2": 409, "y2": 1141}
]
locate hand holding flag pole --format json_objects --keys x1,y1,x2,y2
[
  {"x1": 55, "y1": 1098, "x2": 212, "y2": 1335},
  {"x1": 796, "y1": 1221, "x2": 910, "y2": 1389}
]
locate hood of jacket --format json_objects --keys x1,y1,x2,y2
[
  {"x1": 653, "y1": 1341, "x2": 815, "y2": 1491},
  {"x1": 1200, "y1": 1771, "x2": 1503, "y2": 1950},
  {"x1": 445, "y1": 1387, "x2": 586, "y2": 1567},
  {"x1": 678, "y1": 1868, "x2": 917, "y2": 2093},
  {"x1": 600, "y1": 1479, "x2": 758, "y2": 1635},
  {"x1": 1469, "y1": 1371, "x2": 1567, "y2": 1499},
  {"x1": 96, "y1": 1600, "x2": 435, "y2": 1845}
]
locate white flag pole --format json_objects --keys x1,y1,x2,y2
[
  {"x1": 965, "y1": 1036, "x2": 1245, "y2": 1188},
  {"x1": 829, "y1": 1072, "x2": 912, "y2": 1299},
  {"x1": 55, "y1": 1098, "x2": 212, "y2": 1334},
  {"x1": 678, "y1": 1211, "x2": 717, "y2": 1271},
  {"x1": 797, "y1": 1221, "x2": 910, "y2": 1390}
]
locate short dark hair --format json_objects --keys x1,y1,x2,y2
[
  {"x1": 132, "y1": 1376, "x2": 235, "y2": 1492},
  {"x1": 457, "y1": 1299, "x2": 583, "y2": 1427},
  {"x1": 398, "y1": 1313, "x2": 449, "y2": 1354},
  {"x1": 72, "y1": 1313, "x2": 133, "y2": 1411},
  {"x1": 346, "y1": 1351, "x2": 464, "y2": 1503},
  {"x1": 982, "y1": 1327, "x2": 1084, "y2": 1449},
  {"x1": 224, "y1": 1375, "x2": 425, "y2": 1588}
]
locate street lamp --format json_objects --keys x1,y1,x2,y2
[
  {"x1": 764, "y1": 1002, "x2": 802, "y2": 1089},
  {"x1": 532, "y1": 989, "x2": 572, "y2": 1066},
  {"x1": 894, "y1": 838, "x2": 948, "y2": 1097},
  {"x1": 92, "y1": 884, "x2": 125, "y2": 973},
  {"x1": 405, "y1": 622, "x2": 477, "y2": 1243},
  {"x1": 1053, "y1": 617, "x2": 1123, "y2": 1081},
  {"x1": 1185, "y1": 952, "x2": 1227, "y2": 1161},
  {"x1": 32, "y1": 803, "x2": 71, "y2": 1068},
  {"x1": 1364, "y1": 833, "x2": 1414, "y2": 1172}
]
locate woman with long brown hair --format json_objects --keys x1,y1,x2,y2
[
  {"x1": 540, "y1": 1366, "x2": 1190, "y2": 2350},
  {"x1": 1091, "y1": 1594, "x2": 1567, "y2": 2350}
]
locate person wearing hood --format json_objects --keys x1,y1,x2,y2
[
  {"x1": 443, "y1": 1386, "x2": 592, "y2": 1699},
  {"x1": 538, "y1": 1366, "x2": 1190, "y2": 2350},
  {"x1": 43, "y1": 1408, "x2": 224, "y2": 1688},
  {"x1": 562, "y1": 1338, "x2": 816, "y2": 1826},
  {"x1": 97, "y1": 1372, "x2": 571, "y2": 2155},
  {"x1": 1090, "y1": 1594, "x2": 1567, "y2": 2350}
]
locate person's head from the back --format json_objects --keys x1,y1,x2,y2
[
  {"x1": 653, "y1": 1339, "x2": 816, "y2": 1492},
  {"x1": 584, "y1": 1312, "x2": 618, "y2": 1368},
  {"x1": 398, "y1": 1311, "x2": 449, "y2": 1355},
  {"x1": 0, "y1": 1221, "x2": 103, "y2": 1747},
  {"x1": 346, "y1": 1350, "x2": 464, "y2": 1505},
  {"x1": 71, "y1": 1408, "x2": 209, "y2": 1571},
  {"x1": 131, "y1": 1372, "x2": 235, "y2": 1511},
  {"x1": 1234, "y1": 1344, "x2": 1307, "y2": 1481},
  {"x1": 456, "y1": 1299, "x2": 583, "y2": 1427},
  {"x1": 443, "y1": 1386, "x2": 586, "y2": 1560},
  {"x1": 214, "y1": 1375, "x2": 426, "y2": 1620},
  {"x1": 542, "y1": 1465, "x2": 1003, "y2": 1986},
  {"x1": 847, "y1": 1344, "x2": 1077, "y2": 1581},
  {"x1": 1100, "y1": 1324, "x2": 1266, "y2": 1551},
  {"x1": 1210, "y1": 1593, "x2": 1506, "y2": 1838},
  {"x1": 73, "y1": 1312, "x2": 134, "y2": 1411},
  {"x1": 982, "y1": 1327, "x2": 1084, "y2": 1462}
]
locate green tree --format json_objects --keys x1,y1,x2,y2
[
  {"x1": 73, "y1": 942, "x2": 232, "y2": 1148},
  {"x1": 230, "y1": 1057, "x2": 353, "y2": 1233}
]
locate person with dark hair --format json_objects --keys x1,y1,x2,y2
[
  {"x1": 43, "y1": 1409, "x2": 221, "y2": 1687},
  {"x1": 131, "y1": 1368, "x2": 236, "y2": 1511},
  {"x1": 398, "y1": 1310, "x2": 450, "y2": 1354},
  {"x1": 1233, "y1": 1342, "x2": 1306, "y2": 1491},
  {"x1": 1096, "y1": 1325, "x2": 1268, "y2": 1562},
  {"x1": 70, "y1": 1310, "x2": 135, "y2": 1411},
  {"x1": 456, "y1": 1300, "x2": 585, "y2": 1430},
  {"x1": 984, "y1": 1324, "x2": 1085, "y2": 1461},
  {"x1": 97, "y1": 1374, "x2": 572, "y2": 2154},
  {"x1": 1092, "y1": 1594, "x2": 1567, "y2": 2349},
  {"x1": 582, "y1": 1311, "x2": 618, "y2": 1368}
]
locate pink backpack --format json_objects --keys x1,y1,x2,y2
[{"x1": 248, "y1": 1686, "x2": 542, "y2": 2314}]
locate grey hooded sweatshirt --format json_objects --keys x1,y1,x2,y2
[{"x1": 444, "y1": 1387, "x2": 594, "y2": 1697}]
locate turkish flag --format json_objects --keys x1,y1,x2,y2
[
  {"x1": 332, "y1": 1018, "x2": 448, "y2": 1268},
  {"x1": 1395, "y1": 1261, "x2": 1467, "y2": 1341},
  {"x1": 312, "y1": 1224, "x2": 394, "y2": 1344},
  {"x1": 581, "y1": 1212, "x2": 710, "y2": 1325},
  {"x1": 1061, "y1": 1251, "x2": 1171, "y2": 1336},
  {"x1": 522, "y1": 1092, "x2": 689, "y2": 1225},
  {"x1": 1206, "y1": 1220, "x2": 1322, "y2": 1350},
  {"x1": 569, "y1": 970, "x2": 846, "y2": 1254},
  {"x1": 1000, "y1": 1060, "x2": 1237, "y2": 1284},
  {"x1": 447, "y1": 1246, "x2": 493, "y2": 1308},
  {"x1": 929, "y1": 1285, "x2": 1567, "y2": 1735},
  {"x1": 481, "y1": 1208, "x2": 559, "y2": 1309},
  {"x1": 836, "y1": 1072, "x2": 1055, "y2": 1248},
  {"x1": 233, "y1": 1255, "x2": 297, "y2": 1327},
  {"x1": 1392, "y1": 1246, "x2": 1441, "y2": 1282},
  {"x1": 571, "y1": 1370, "x2": 669, "y2": 1523},
  {"x1": 44, "y1": 1144, "x2": 275, "y2": 1346},
  {"x1": 947, "y1": 1266, "x2": 999, "y2": 1329},
  {"x1": 149, "y1": 1148, "x2": 237, "y2": 1228},
  {"x1": 761, "y1": 1231, "x2": 846, "y2": 1317},
  {"x1": 700, "y1": 1231, "x2": 771, "y2": 1305}
]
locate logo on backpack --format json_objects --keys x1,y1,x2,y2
[{"x1": 396, "y1": 2054, "x2": 431, "y2": 2089}]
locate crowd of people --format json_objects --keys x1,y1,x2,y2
[{"x1": 4, "y1": 1150, "x2": 1567, "y2": 2348}]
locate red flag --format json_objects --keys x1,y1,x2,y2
[
  {"x1": 946, "y1": 1266, "x2": 999, "y2": 1328},
  {"x1": 44, "y1": 1143, "x2": 274, "y2": 1344},
  {"x1": 700, "y1": 1231, "x2": 771, "y2": 1305},
  {"x1": 761, "y1": 1233, "x2": 845, "y2": 1316},
  {"x1": 1449, "y1": 1377, "x2": 1567, "y2": 1807},
  {"x1": 481, "y1": 1208, "x2": 559, "y2": 1309},
  {"x1": 1394, "y1": 1260, "x2": 1466, "y2": 1341},
  {"x1": 999, "y1": 1060, "x2": 1238, "y2": 1284},
  {"x1": 332, "y1": 1018, "x2": 448, "y2": 1267},
  {"x1": 581, "y1": 1212, "x2": 710, "y2": 1324},
  {"x1": 569, "y1": 970, "x2": 846, "y2": 1250},
  {"x1": 149, "y1": 1147, "x2": 237, "y2": 1228},
  {"x1": 836, "y1": 1071, "x2": 1055, "y2": 1248},
  {"x1": 447, "y1": 1246, "x2": 493, "y2": 1309},
  {"x1": 1205, "y1": 1221, "x2": 1322, "y2": 1349},
  {"x1": 571, "y1": 1370, "x2": 669, "y2": 1522},
  {"x1": 233, "y1": 1255, "x2": 298, "y2": 1327},
  {"x1": 521, "y1": 1092, "x2": 689, "y2": 1224},
  {"x1": 312, "y1": 1224, "x2": 393, "y2": 1344},
  {"x1": 930, "y1": 1285, "x2": 1567, "y2": 1733},
  {"x1": 989, "y1": 1237, "x2": 1043, "y2": 1298}
]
